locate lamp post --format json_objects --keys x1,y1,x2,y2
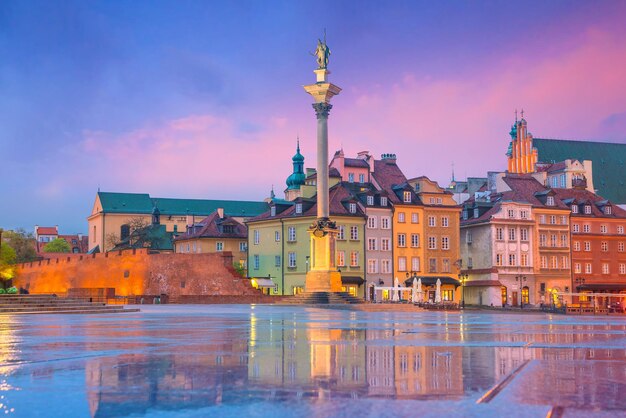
[
  {"x1": 458, "y1": 273, "x2": 468, "y2": 308},
  {"x1": 515, "y1": 275, "x2": 527, "y2": 308}
]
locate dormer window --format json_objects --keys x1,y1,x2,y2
[
  {"x1": 546, "y1": 196, "x2": 555, "y2": 206},
  {"x1": 473, "y1": 208, "x2": 479, "y2": 218},
  {"x1": 403, "y1": 191, "x2": 411, "y2": 203},
  {"x1": 605, "y1": 205, "x2": 612, "y2": 215},
  {"x1": 584, "y1": 205, "x2": 592, "y2": 215},
  {"x1": 270, "y1": 206, "x2": 276, "y2": 216},
  {"x1": 380, "y1": 197, "x2": 388, "y2": 207},
  {"x1": 571, "y1": 205, "x2": 578, "y2": 214},
  {"x1": 463, "y1": 210, "x2": 468, "y2": 220},
  {"x1": 349, "y1": 203, "x2": 357, "y2": 214},
  {"x1": 295, "y1": 203, "x2": 302, "y2": 214},
  {"x1": 367, "y1": 196, "x2": 374, "y2": 206}
]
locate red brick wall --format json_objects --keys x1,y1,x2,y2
[{"x1": 16, "y1": 249, "x2": 261, "y2": 297}]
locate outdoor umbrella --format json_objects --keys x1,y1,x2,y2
[
  {"x1": 412, "y1": 278, "x2": 418, "y2": 303},
  {"x1": 393, "y1": 277, "x2": 400, "y2": 302},
  {"x1": 417, "y1": 278, "x2": 423, "y2": 303},
  {"x1": 435, "y1": 278, "x2": 442, "y2": 303}
]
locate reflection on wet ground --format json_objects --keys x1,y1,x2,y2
[{"x1": 0, "y1": 306, "x2": 625, "y2": 417}]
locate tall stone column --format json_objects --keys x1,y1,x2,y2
[{"x1": 313, "y1": 102, "x2": 332, "y2": 220}]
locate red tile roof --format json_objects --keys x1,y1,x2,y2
[
  {"x1": 344, "y1": 158, "x2": 370, "y2": 168},
  {"x1": 175, "y1": 211, "x2": 247, "y2": 240},
  {"x1": 552, "y1": 188, "x2": 626, "y2": 218},
  {"x1": 36, "y1": 226, "x2": 58, "y2": 235},
  {"x1": 501, "y1": 175, "x2": 569, "y2": 209},
  {"x1": 371, "y1": 159, "x2": 408, "y2": 204}
]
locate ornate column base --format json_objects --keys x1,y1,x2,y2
[{"x1": 305, "y1": 270, "x2": 342, "y2": 292}]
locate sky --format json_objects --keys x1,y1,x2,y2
[{"x1": 1, "y1": 0, "x2": 625, "y2": 233}]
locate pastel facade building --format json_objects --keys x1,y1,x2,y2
[{"x1": 34, "y1": 225, "x2": 88, "y2": 254}]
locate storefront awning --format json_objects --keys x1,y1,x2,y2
[
  {"x1": 403, "y1": 276, "x2": 461, "y2": 287},
  {"x1": 342, "y1": 276, "x2": 364, "y2": 285},
  {"x1": 576, "y1": 283, "x2": 626, "y2": 292},
  {"x1": 251, "y1": 278, "x2": 276, "y2": 288}
]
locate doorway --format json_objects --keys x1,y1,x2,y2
[{"x1": 512, "y1": 291, "x2": 519, "y2": 307}]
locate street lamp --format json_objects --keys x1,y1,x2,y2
[
  {"x1": 516, "y1": 275, "x2": 527, "y2": 308},
  {"x1": 458, "y1": 272, "x2": 469, "y2": 308},
  {"x1": 305, "y1": 255, "x2": 310, "y2": 273}
]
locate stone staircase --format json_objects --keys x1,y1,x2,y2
[
  {"x1": 0, "y1": 294, "x2": 140, "y2": 314},
  {"x1": 280, "y1": 291, "x2": 365, "y2": 305}
]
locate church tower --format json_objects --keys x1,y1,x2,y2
[
  {"x1": 507, "y1": 112, "x2": 538, "y2": 174},
  {"x1": 285, "y1": 140, "x2": 306, "y2": 201}
]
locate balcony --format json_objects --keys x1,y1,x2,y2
[{"x1": 572, "y1": 177, "x2": 587, "y2": 189}]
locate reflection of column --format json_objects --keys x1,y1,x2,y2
[{"x1": 313, "y1": 102, "x2": 332, "y2": 220}]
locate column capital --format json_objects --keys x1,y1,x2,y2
[{"x1": 312, "y1": 102, "x2": 333, "y2": 119}]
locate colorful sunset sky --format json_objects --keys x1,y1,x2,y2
[{"x1": 1, "y1": 0, "x2": 625, "y2": 233}]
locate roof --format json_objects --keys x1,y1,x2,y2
[
  {"x1": 552, "y1": 188, "x2": 626, "y2": 218},
  {"x1": 97, "y1": 192, "x2": 268, "y2": 217},
  {"x1": 371, "y1": 159, "x2": 409, "y2": 204},
  {"x1": 36, "y1": 227, "x2": 58, "y2": 235},
  {"x1": 533, "y1": 138, "x2": 626, "y2": 204},
  {"x1": 174, "y1": 211, "x2": 247, "y2": 241},
  {"x1": 501, "y1": 175, "x2": 569, "y2": 209},
  {"x1": 344, "y1": 157, "x2": 370, "y2": 168}
]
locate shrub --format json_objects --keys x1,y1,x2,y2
[{"x1": 7, "y1": 287, "x2": 17, "y2": 294}]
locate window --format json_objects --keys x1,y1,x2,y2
[
  {"x1": 601, "y1": 241, "x2": 608, "y2": 252},
  {"x1": 367, "y1": 196, "x2": 374, "y2": 206},
  {"x1": 411, "y1": 257, "x2": 420, "y2": 272},
  {"x1": 572, "y1": 224, "x2": 580, "y2": 233},
  {"x1": 466, "y1": 231, "x2": 473, "y2": 244},
  {"x1": 442, "y1": 258, "x2": 450, "y2": 273},
  {"x1": 605, "y1": 205, "x2": 612, "y2": 215},
  {"x1": 509, "y1": 254, "x2": 516, "y2": 266},
  {"x1": 381, "y1": 259, "x2": 391, "y2": 273},
  {"x1": 441, "y1": 216, "x2": 449, "y2": 227},
  {"x1": 572, "y1": 205, "x2": 578, "y2": 214},
  {"x1": 337, "y1": 251, "x2": 345, "y2": 266},
  {"x1": 428, "y1": 236, "x2": 437, "y2": 250},
  {"x1": 398, "y1": 256, "x2": 407, "y2": 271},
  {"x1": 496, "y1": 254, "x2": 503, "y2": 266},
  {"x1": 550, "y1": 234, "x2": 557, "y2": 248},
  {"x1": 411, "y1": 234, "x2": 420, "y2": 248},
  {"x1": 574, "y1": 263, "x2": 581, "y2": 273},
  {"x1": 397, "y1": 233, "x2": 406, "y2": 247},
  {"x1": 585, "y1": 263, "x2": 592, "y2": 274},
  {"x1": 403, "y1": 191, "x2": 411, "y2": 203},
  {"x1": 367, "y1": 216, "x2": 377, "y2": 229},
  {"x1": 573, "y1": 241, "x2": 580, "y2": 251},
  {"x1": 584, "y1": 241, "x2": 591, "y2": 251},
  {"x1": 539, "y1": 215, "x2": 546, "y2": 224},
  {"x1": 381, "y1": 238, "x2": 391, "y2": 251},
  {"x1": 381, "y1": 217, "x2": 391, "y2": 229},
  {"x1": 288, "y1": 227, "x2": 296, "y2": 242},
  {"x1": 600, "y1": 225, "x2": 607, "y2": 234},
  {"x1": 380, "y1": 197, "x2": 388, "y2": 206},
  {"x1": 584, "y1": 205, "x2": 592, "y2": 214},
  {"x1": 272, "y1": 255, "x2": 281, "y2": 267},
  {"x1": 254, "y1": 230, "x2": 260, "y2": 245},
  {"x1": 541, "y1": 256, "x2": 548, "y2": 269},
  {"x1": 496, "y1": 228, "x2": 504, "y2": 241},
  {"x1": 551, "y1": 176, "x2": 558, "y2": 188},
  {"x1": 521, "y1": 253, "x2": 528, "y2": 266},
  {"x1": 549, "y1": 215, "x2": 556, "y2": 225},
  {"x1": 474, "y1": 208, "x2": 479, "y2": 218},
  {"x1": 275, "y1": 231, "x2": 281, "y2": 242},
  {"x1": 437, "y1": 197, "x2": 442, "y2": 204},
  {"x1": 520, "y1": 228, "x2": 528, "y2": 241},
  {"x1": 620, "y1": 264, "x2": 626, "y2": 275},
  {"x1": 120, "y1": 224, "x2": 130, "y2": 241},
  {"x1": 463, "y1": 210, "x2": 468, "y2": 220},
  {"x1": 550, "y1": 256, "x2": 558, "y2": 269},
  {"x1": 618, "y1": 226, "x2": 624, "y2": 234},
  {"x1": 253, "y1": 255, "x2": 260, "y2": 270},
  {"x1": 428, "y1": 216, "x2": 436, "y2": 227},
  {"x1": 359, "y1": 173, "x2": 365, "y2": 183},
  {"x1": 338, "y1": 226, "x2": 345, "y2": 240},
  {"x1": 216, "y1": 242, "x2": 224, "y2": 251},
  {"x1": 368, "y1": 238, "x2": 377, "y2": 251},
  {"x1": 270, "y1": 206, "x2": 276, "y2": 216},
  {"x1": 398, "y1": 212, "x2": 406, "y2": 223},
  {"x1": 559, "y1": 215, "x2": 566, "y2": 225},
  {"x1": 441, "y1": 236, "x2": 449, "y2": 250},
  {"x1": 367, "y1": 259, "x2": 378, "y2": 273},
  {"x1": 520, "y1": 210, "x2": 528, "y2": 219},
  {"x1": 546, "y1": 196, "x2": 555, "y2": 206},
  {"x1": 411, "y1": 213, "x2": 419, "y2": 223},
  {"x1": 561, "y1": 234, "x2": 568, "y2": 247},
  {"x1": 349, "y1": 203, "x2": 357, "y2": 214},
  {"x1": 428, "y1": 258, "x2": 437, "y2": 273},
  {"x1": 583, "y1": 224, "x2": 590, "y2": 233},
  {"x1": 350, "y1": 226, "x2": 359, "y2": 240},
  {"x1": 508, "y1": 209, "x2": 516, "y2": 218},
  {"x1": 295, "y1": 203, "x2": 302, "y2": 214},
  {"x1": 619, "y1": 242, "x2": 625, "y2": 252},
  {"x1": 348, "y1": 173, "x2": 354, "y2": 183},
  {"x1": 561, "y1": 256, "x2": 569, "y2": 269},
  {"x1": 508, "y1": 228, "x2": 516, "y2": 241},
  {"x1": 288, "y1": 252, "x2": 296, "y2": 268},
  {"x1": 602, "y1": 263, "x2": 610, "y2": 274}
]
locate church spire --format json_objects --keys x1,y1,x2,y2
[{"x1": 286, "y1": 138, "x2": 306, "y2": 190}]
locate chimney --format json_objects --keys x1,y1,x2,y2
[
  {"x1": 186, "y1": 215, "x2": 193, "y2": 227},
  {"x1": 357, "y1": 150, "x2": 369, "y2": 160},
  {"x1": 55, "y1": 225, "x2": 59, "y2": 235},
  {"x1": 217, "y1": 208, "x2": 224, "y2": 218},
  {"x1": 381, "y1": 153, "x2": 397, "y2": 163}
]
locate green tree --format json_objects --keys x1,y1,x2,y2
[
  {"x1": 43, "y1": 238, "x2": 71, "y2": 253},
  {"x1": 2, "y1": 229, "x2": 38, "y2": 263},
  {"x1": 0, "y1": 243, "x2": 17, "y2": 286}
]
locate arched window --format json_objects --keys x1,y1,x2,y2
[
  {"x1": 501, "y1": 286, "x2": 507, "y2": 307},
  {"x1": 120, "y1": 224, "x2": 130, "y2": 240},
  {"x1": 521, "y1": 286, "x2": 529, "y2": 305}
]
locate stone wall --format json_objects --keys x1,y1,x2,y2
[{"x1": 16, "y1": 249, "x2": 260, "y2": 298}]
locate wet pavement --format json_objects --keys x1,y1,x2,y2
[{"x1": 0, "y1": 305, "x2": 625, "y2": 417}]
